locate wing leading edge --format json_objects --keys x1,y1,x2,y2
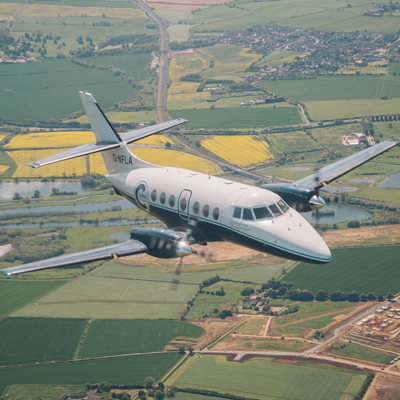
[
  {"x1": 0, "y1": 240, "x2": 148, "y2": 276},
  {"x1": 296, "y1": 140, "x2": 399, "y2": 190}
]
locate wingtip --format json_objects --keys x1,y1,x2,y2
[{"x1": 27, "y1": 162, "x2": 40, "y2": 169}]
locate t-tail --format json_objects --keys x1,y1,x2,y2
[{"x1": 28, "y1": 91, "x2": 188, "y2": 174}]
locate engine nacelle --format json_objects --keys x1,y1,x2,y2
[
  {"x1": 261, "y1": 183, "x2": 325, "y2": 213},
  {"x1": 130, "y1": 227, "x2": 191, "y2": 258}
]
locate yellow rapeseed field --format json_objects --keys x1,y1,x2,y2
[
  {"x1": 21, "y1": 5, "x2": 146, "y2": 18},
  {"x1": 0, "y1": 165, "x2": 9, "y2": 175},
  {"x1": 0, "y1": 3, "x2": 20, "y2": 15},
  {"x1": 135, "y1": 135, "x2": 173, "y2": 146},
  {"x1": 201, "y1": 135, "x2": 274, "y2": 167},
  {"x1": 6, "y1": 131, "x2": 96, "y2": 149},
  {"x1": 0, "y1": 134, "x2": 7, "y2": 144},
  {"x1": 89, "y1": 148, "x2": 219, "y2": 176},
  {"x1": 8, "y1": 150, "x2": 87, "y2": 178}
]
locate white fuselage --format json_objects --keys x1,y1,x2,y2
[{"x1": 107, "y1": 165, "x2": 331, "y2": 264}]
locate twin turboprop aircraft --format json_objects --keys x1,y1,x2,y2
[{"x1": 1, "y1": 92, "x2": 398, "y2": 276}]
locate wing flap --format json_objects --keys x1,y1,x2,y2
[
  {"x1": 0, "y1": 240, "x2": 148, "y2": 276},
  {"x1": 296, "y1": 141, "x2": 398, "y2": 189}
]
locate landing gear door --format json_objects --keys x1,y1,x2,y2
[{"x1": 178, "y1": 189, "x2": 192, "y2": 220}]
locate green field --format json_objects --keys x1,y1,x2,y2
[
  {"x1": 79, "y1": 319, "x2": 204, "y2": 358},
  {"x1": 83, "y1": 53, "x2": 151, "y2": 81},
  {"x1": 166, "y1": 355, "x2": 367, "y2": 400},
  {"x1": 2, "y1": 385, "x2": 85, "y2": 400},
  {"x1": 254, "y1": 339, "x2": 310, "y2": 351},
  {"x1": 290, "y1": 314, "x2": 338, "y2": 330},
  {"x1": 283, "y1": 246, "x2": 400, "y2": 296},
  {"x1": 0, "y1": 59, "x2": 133, "y2": 121},
  {"x1": 261, "y1": 75, "x2": 400, "y2": 103},
  {"x1": 329, "y1": 341, "x2": 395, "y2": 364},
  {"x1": 12, "y1": 273, "x2": 198, "y2": 319},
  {"x1": 169, "y1": 107, "x2": 302, "y2": 129},
  {"x1": 0, "y1": 353, "x2": 182, "y2": 385},
  {"x1": 0, "y1": 280, "x2": 66, "y2": 318},
  {"x1": 0, "y1": 317, "x2": 86, "y2": 366}
]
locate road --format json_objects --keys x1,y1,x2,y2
[{"x1": 134, "y1": 0, "x2": 168, "y2": 123}]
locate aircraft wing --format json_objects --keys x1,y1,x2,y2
[
  {"x1": 295, "y1": 140, "x2": 398, "y2": 190},
  {"x1": 0, "y1": 240, "x2": 148, "y2": 276}
]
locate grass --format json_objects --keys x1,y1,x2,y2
[
  {"x1": 0, "y1": 353, "x2": 182, "y2": 385},
  {"x1": 254, "y1": 339, "x2": 310, "y2": 351},
  {"x1": 201, "y1": 135, "x2": 273, "y2": 167},
  {"x1": 0, "y1": 59, "x2": 133, "y2": 122},
  {"x1": 238, "y1": 318, "x2": 265, "y2": 335},
  {"x1": 329, "y1": 341, "x2": 395, "y2": 365},
  {"x1": 83, "y1": 53, "x2": 151, "y2": 81},
  {"x1": 168, "y1": 24, "x2": 192, "y2": 42},
  {"x1": 186, "y1": 281, "x2": 259, "y2": 319},
  {"x1": 290, "y1": 314, "x2": 338, "y2": 330},
  {"x1": 0, "y1": 280, "x2": 67, "y2": 318},
  {"x1": 260, "y1": 75, "x2": 400, "y2": 103},
  {"x1": 79, "y1": 319, "x2": 204, "y2": 358},
  {"x1": 11, "y1": 274, "x2": 199, "y2": 319},
  {"x1": 283, "y1": 246, "x2": 400, "y2": 296},
  {"x1": 0, "y1": 317, "x2": 86, "y2": 366},
  {"x1": 166, "y1": 355, "x2": 367, "y2": 400},
  {"x1": 169, "y1": 107, "x2": 302, "y2": 129},
  {"x1": 3, "y1": 385, "x2": 85, "y2": 400}
]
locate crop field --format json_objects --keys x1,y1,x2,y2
[
  {"x1": 169, "y1": 107, "x2": 302, "y2": 129},
  {"x1": 256, "y1": 50, "x2": 299, "y2": 66},
  {"x1": 238, "y1": 318, "x2": 265, "y2": 335},
  {"x1": 191, "y1": 0, "x2": 399, "y2": 33},
  {"x1": 12, "y1": 274, "x2": 199, "y2": 319},
  {"x1": 0, "y1": 59, "x2": 133, "y2": 122},
  {"x1": 328, "y1": 341, "x2": 394, "y2": 365},
  {"x1": 3, "y1": 385, "x2": 85, "y2": 400},
  {"x1": 261, "y1": 75, "x2": 400, "y2": 103},
  {"x1": 20, "y1": 4, "x2": 146, "y2": 18},
  {"x1": 79, "y1": 319, "x2": 204, "y2": 358},
  {"x1": 168, "y1": 92, "x2": 211, "y2": 102},
  {"x1": 168, "y1": 24, "x2": 192, "y2": 42},
  {"x1": 83, "y1": 53, "x2": 151, "y2": 81},
  {"x1": 0, "y1": 3, "x2": 20, "y2": 15},
  {"x1": 283, "y1": 246, "x2": 400, "y2": 296},
  {"x1": 0, "y1": 280, "x2": 66, "y2": 318},
  {"x1": 197, "y1": 46, "x2": 261, "y2": 79},
  {"x1": 0, "y1": 353, "x2": 182, "y2": 386},
  {"x1": 0, "y1": 165, "x2": 9, "y2": 175},
  {"x1": 0, "y1": 317, "x2": 86, "y2": 366},
  {"x1": 200, "y1": 135, "x2": 274, "y2": 167},
  {"x1": 166, "y1": 355, "x2": 367, "y2": 400}
]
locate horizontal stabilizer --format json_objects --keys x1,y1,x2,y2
[
  {"x1": 296, "y1": 140, "x2": 399, "y2": 190},
  {"x1": 0, "y1": 239, "x2": 148, "y2": 276}
]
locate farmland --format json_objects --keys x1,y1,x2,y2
[
  {"x1": 0, "y1": 353, "x2": 182, "y2": 385},
  {"x1": 282, "y1": 246, "x2": 400, "y2": 296},
  {"x1": 2, "y1": 385, "x2": 85, "y2": 400},
  {"x1": 79, "y1": 319, "x2": 204, "y2": 358},
  {"x1": 166, "y1": 355, "x2": 367, "y2": 400},
  {"x1": 0, "y1": 280, "x2": 67, "y2": 318},
  {"x1": 200, "y1": 135, "x2": 274, "y2": 167},
  {"x1": 0, "y1": 59, "x2": 133, "y2": 122},
  {"x1": 328, "y1": 341, "x2": 394, "y2": 365},
  {"x1": 0, "y1": 317, "x2": 86, "y2": 366},
  {"x1": 83, "y1": 53, "x2": 152, "y2": 81},
  {"x1": 169, "y1": 107, "x2": 302, "y2": 129},
  {"x1": 12, "y1": 274, "x2": 199, "y2": 319}
]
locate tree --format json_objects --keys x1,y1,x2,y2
[
  {"x1": 347, "y1": 291, "x2": 359, "y2": 302},
  {"x1": 187, "y1": 345, "x2": 194, "y2": 356},
  {"x1": 145, "y1": 377, "x2": 155, "y2": 389},
  {"x1": 165, "y1": 142, "x2": 172, "y2": 149},
  {"x1": 241, "y1": 287, "x2": 255, "y2": 296},
  {"x1": 32, "y1": 189, "x2": 41, "y2": 198},
  {"x1": 315, "y1": 290, "x2": 327, "y2": 302},
  {"x1": 360, "y1": 294, "x2": 367, "y2": 302},
  {"x1": 210, "y1": 105, "x2": 215, "y2": 110},
  {"x1": 367, "y1": 292, "x2": 376, "y2": 301},
  {"x1": 13, "y1": 192, "x2": 21, "y2": 200},
  {"x1": 378, "y1": 294, "x2": 384, "y2": 302},
  {"x1": 387, "y1": 292, "x2": 394, "y2": 300},
  {"x1": 155, "y1": 391, "x2": 163, "y2": 400},
  {"x1": 178, "y1": 345, "x2": 185, "y2": 354},
  {"x1": 299, "y1": 290, "x2": 314, "y2": 302},
  {"x1": 77, "y1": 36, "x2": 83, "y2": 45}
]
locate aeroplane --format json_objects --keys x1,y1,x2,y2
[{"x1": 1, "y1": 91, "x2": 398, "y2": 276}]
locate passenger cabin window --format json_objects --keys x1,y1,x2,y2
[
  {"x1": 212, "y1": 207, "x2": 220, "y2": 220},
  {"x1": 269, "y1": 203, "x2": 282, "y2": 217},
  {"x1": 160, "y1": 192, "x2": 166, "y2": 204},
  {"x1": 243, "y1": 208, "x2": 254, "y2": 221},
  {"x1": 180, "y1": 197, "x2": 187, "y2": 211},
  {"x1": 203, "y1": 204, "x2": 209, "y2": 218},
  {"x1": 253, "y1": 207, "x2": 272, "y2": 220},
  {"x1": 232, "y1": 207, "x2": 242, "y2": 219},
  {"x1": 151, "y1": 189, "x2": 157, "y2": 202},
  {"x1": 169, "y1": 195, "x2": 175, "y2": 207},
  {"x1": 278, "y1": 200, "x2": 289, "y2": 213},
  {"x1": 193, "y1": 201, "x2": 200, "y2": 214}
]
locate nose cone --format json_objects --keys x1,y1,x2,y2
[
  {"x1": 309, "y1": 195, "x2": 326, "y2": 210},
  {"x1": 176, "y1": 241, "x2": 192, "y2": 258},
  {"x1": 273, "y1": 211, "x2": 331, "y2": 264}
]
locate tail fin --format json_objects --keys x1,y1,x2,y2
[{"x1": 28, "y1": 91, "x2": 187, "y2": 171}]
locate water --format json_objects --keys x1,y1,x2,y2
[
  {"x1": 302, "y1": 204, "x2": 373, "y2": 224},
  {"x1": 290, "y1": 167, "x2": 310, "y2": 172},
  {"x1": 0, "y1": 199, "x2": 134, "y2": 216},
  {"x1": 0, "y1": 181, "x2": 89, "y2": 200},
  {"x1": 321, "y1": 186, "x2": 357, "y2": 193},
  {"x1": 350, "y1": 176, "x2": 380, "y2": 183},
  {"x1": 378, "y1": 172, "x2": 400, "y2": 189}
]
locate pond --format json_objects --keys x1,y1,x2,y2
[
  {"x1": 302, "y1": 204, "x2": 373, "y2": 224},
  {"x1": 378, "y1": 172, "x2": 400, "y2": 189}
]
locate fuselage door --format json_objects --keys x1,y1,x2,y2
[{"x1": 178, "y1": 189, "x2": 192, "y2": 220}]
